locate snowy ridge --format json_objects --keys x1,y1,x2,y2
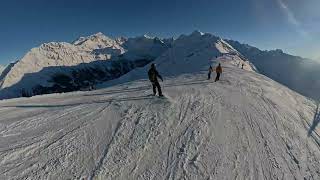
[
  {"x1": 73, "y1": 32, "x2": 124, "y2": 51},
  {"x1": 226, "y1": 40, "x2": 320, "y2": 100},
  {"x1": 0, "y1": 58, "x2": 319, "y2": 179}
]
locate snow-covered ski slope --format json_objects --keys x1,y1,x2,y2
[
  {"x1": 1, "y1": 53, "x2": 320, "y2": 179},
  {"x1": 1, "y1": 31, "x2": 320, "y2": 179}
]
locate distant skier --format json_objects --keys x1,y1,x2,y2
[
  {"x1": 148, "y1": 63, "x2": 164, "y2": 96},
  {"x1": 215, "y1": 63, "x2": 222, "y2": 82},
  {"x1": 241, "y1": 63, "x2": 244, "y2": 69},
  {"x1": 208, "y1": 65, "x2": 213, "y2": 80}
]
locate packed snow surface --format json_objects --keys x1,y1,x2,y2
[{"x1": 0, "y1": 58, "x2": 319, "y2": 179}]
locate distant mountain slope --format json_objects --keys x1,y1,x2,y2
[
  {"x1": 0, "y1": 33, "x2": 170, "y2": 99},
  {"x1": 0, "y1": 65, "x2": 4, "y2": 74},
  {"x1": 226, "y1": 40, "x2": 320, "y2": 100},
  {"x1": 0, "y1": 62, "x2": 17, "y2": 87}
]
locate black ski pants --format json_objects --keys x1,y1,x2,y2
[
  {"x1": 151, "y1": 81, "x2": 162, "y2": 95},
  {"x1": 215, "y1": 73, "x2": 221, "y2": 82}
]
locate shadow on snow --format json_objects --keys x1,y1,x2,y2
[
  {"x1": 308, "y1": 103, "x2": 320, "y2": 137},
  {"x1": 0, "y1": 95, "x2": 155, "y2": 108},
  {"x1": 85, "y1": 79, "x2": 214, "y2": 97},
  {"x1": 0, "y1": 79, "x2": 215, "y2": 109}
]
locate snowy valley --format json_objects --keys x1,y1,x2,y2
[{"x1": 0, "y1": 31, "x2": 319, "y2": 179}]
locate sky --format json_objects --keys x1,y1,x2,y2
[{"x1": 0, "y1": 0, "x2": 320, "y2": 65}]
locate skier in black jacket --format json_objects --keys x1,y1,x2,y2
[{"x1": 148, "y1": 63, "x2": 163, "y2": 96}]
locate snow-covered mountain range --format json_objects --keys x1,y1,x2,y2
[
  {"x1": 0, "y1": 31, "x2": 319, "y2": 101},
  {"x1": 1, "y1": 31, "x2": 319, "y2": 179},
  {"x1": 0, "y1": 33, "x2": 170, "y2": 99},
  {"x1": 100, "y1": 31, "x2": 254, "y2": 88}
]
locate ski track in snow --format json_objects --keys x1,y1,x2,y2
[{"x1": 0, "y1": 66, "x2": 319, "y2": 180}]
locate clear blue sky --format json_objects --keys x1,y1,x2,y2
[{"x1": 1, "y1": 0, "x2": 319, "y2": 65}]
